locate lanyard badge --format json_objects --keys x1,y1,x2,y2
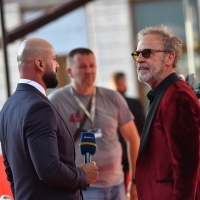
[
  {"x1": 70, "y1": 86, "x2": 96, "y2": 126},
  {"x1": 70, "y1": 86, "x2": 102, "y2": 138}
]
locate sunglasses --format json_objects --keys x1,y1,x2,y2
[{"x1": 131, "y1": 49, "x2": 170, "y2": 60}]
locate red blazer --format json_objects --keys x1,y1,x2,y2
[{"x1": 136, "y1": 80, "x2": 200, "y2": 200}]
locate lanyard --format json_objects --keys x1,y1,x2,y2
[{"x1": 70, "y1": 86, "x2": 96, "y2": 126}]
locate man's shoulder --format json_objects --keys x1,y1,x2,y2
[
  {"x1": 97, "y1": 87, "x2": 126, "y2": 103},
  {"x1": 97, "y1": 86, "x2": 120, "y2": 96},
  {"x1": 1, "y1": 90, "x2": 52, "y2": 118},
  {"x1": 163, "y1": 80, "x2": 199, "y2": 104},
  {"x1": 169, "y1": 80, "x2": 195, "y2": 95},
  {"x1": 96, "y1": 87, "x2": 129, "y2": 110},
  {"x1": 97, "y1": 86, "x2": 114, "y2": 92},
  {"x1": 48, "y1": 85, "x2": 70, "y2": 99}
]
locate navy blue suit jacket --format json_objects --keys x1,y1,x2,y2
[{"x1": 0, "y1": 83, "x2": 87, "y2": 200}]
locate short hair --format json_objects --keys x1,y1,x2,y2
[
  {"x1": 112, "y1": 72, "x2": 125, "y2": 84},
  {"x1": 68, "y1": 47, "x2": 94, "y2": 66},
  {"x1": 137, "y1": 25, "x2": 182, "y2": 68}
]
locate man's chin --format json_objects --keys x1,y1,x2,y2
[
  {"x1": 46, "y1": 81, "x2": 59, "y2": 89},
  {"x1": 85, "y1": 80, "x2": 95, "y2": 86},
  {"x1": 138, "y1": 75, "x2": 149, "y2": 83}
]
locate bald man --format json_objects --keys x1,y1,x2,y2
[{"x1": 0, "y1": 38, "x2": 98, "y2": 200}]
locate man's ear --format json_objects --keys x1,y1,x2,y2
[
  {"x1": 166, "y1": 52, "x2": 176, "y2": 66},
  {"x1": 67, "y1": 67, "x2": 73, "y2": 78},
  {"x1": 35, "y1": 59, "x2": 44, "y2": 71},
  {"x1": 39, "y1": 61, "x2": 43, "y2": 67}
]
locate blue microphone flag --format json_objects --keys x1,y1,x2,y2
[{"x1": 79, "y1": 132, "x2": 97, "y2": 155}]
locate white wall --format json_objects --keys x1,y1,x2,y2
[{"x1": 86, "y1": 0, "x2": 138, "y2": 98}]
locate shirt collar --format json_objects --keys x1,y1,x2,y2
[
  {"x1": 19, "y1": 79, "x2": 46, "y2": 96},
  {"x1": 147, "y1": 73, "x2": 178, "y2": 105}
]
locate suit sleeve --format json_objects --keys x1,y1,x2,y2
[
  {"x1": 164, "y1": 90, "x2": 200, "y2": 199},
  {"x1": 24, "y1": 101, "x2": 87, "y2": 190}
]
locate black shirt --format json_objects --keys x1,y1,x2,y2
[{"x1": 147, "y1": 73, "x2": 179, "y2": 107}]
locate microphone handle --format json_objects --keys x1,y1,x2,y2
[
  {"x1": 84, "y1": 152, "x2": 91, "y2": 163},
  {"x1": 84, "y1": 152, "x2": 92, "y2": 188}
]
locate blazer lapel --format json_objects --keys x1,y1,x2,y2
[{"x1": 138, "y1": 74, "x2": 179, "y2": 156}]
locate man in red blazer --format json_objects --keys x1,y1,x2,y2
[{"x1": 131, "y1": 26, "x2": 200, "y2": 200}]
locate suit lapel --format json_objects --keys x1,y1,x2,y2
[{"x1": 138, "y1": 74, "x2": 179, "y2": 156}]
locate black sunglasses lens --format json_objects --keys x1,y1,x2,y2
[{"x1": 142, "y1": 49, "x2": 151, "y2": 59}]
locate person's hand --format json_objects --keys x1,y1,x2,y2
[
  {"x1": 79, "y1": 161, "x2": 99, "y2": 184},
  {"x1": 129, "y1": 183, "x2": 138, "y2": 200}
]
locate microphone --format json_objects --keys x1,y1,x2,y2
[{"x1": 79, "y1": 132, "x2": 97, "y2": 163}]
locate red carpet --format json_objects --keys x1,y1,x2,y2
[{"x1": 0, "y1": 155, "x2": 13, "y2": 199}]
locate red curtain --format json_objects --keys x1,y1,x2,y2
[{"x1": 0, "y1": 155, "x2": 13, "y2": 199}]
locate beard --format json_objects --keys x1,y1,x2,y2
[
  {"x1": 137, "y1": 59, "x2": 165, "y2": 85},
  {"x1": 42, "y1": 69, "x2": 58, "y2": 88}
]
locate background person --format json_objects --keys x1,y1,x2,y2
[
  {"x1": 48, "y1": 48, "x2": 140, "y2": 200},
  {"x1": 0, "y1": 38, "x2": 98, "y2": 200},
  {"x1": 111, "y1": 72, "x2": 145, "y2": 134},
  {"x1": 111, "y1": 72, "x2": 145, "y2": 193},
  {"x1": 132, "y1": 26, "x2": 200, "y2": 200}
]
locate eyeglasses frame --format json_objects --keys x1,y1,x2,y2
[{"x1": 131, "y1": 49, "x2": 171, "y2": 61}]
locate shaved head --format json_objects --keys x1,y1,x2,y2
[
  {"x1": 17, "y1": 38, "x2": 59, "y2": 90},
  {"x1": 17, "y1": 38, "x2": 53, "y2": 70}
]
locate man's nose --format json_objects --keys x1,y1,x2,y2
[
  {"x1": 56, "y1": 61, "x2": 60, "y2": 68},
  {"x1": 137, "y1": 52, "x2": 146, "y2": 63},
  {"x1": 85, "y1": 66, "x2": 91, "y2": 73}
]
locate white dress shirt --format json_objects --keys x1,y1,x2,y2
[{"x1": 19, "y1": 79, "x2": 46, "y2": 96}]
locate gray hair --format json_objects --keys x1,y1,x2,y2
[{"x1": 137, "y1": 26, "x2": 182, "y2": 68}]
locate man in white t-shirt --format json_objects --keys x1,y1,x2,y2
[{"x1": 48, "y1": 48, "x2": 140, "y2": 200}]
